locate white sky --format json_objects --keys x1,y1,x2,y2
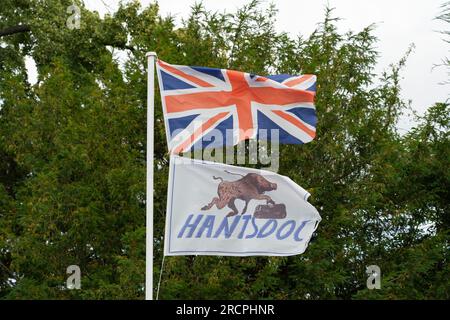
[{"x1": 64, "y1": 1, "x2": 450, "y2": 130}]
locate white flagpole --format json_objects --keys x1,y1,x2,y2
[{"x1": 146, "y1": 51, "x2": 157, "y2": 300}]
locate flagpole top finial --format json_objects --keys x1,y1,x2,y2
[{"x1": 146, "y1": 52, "x2": 157, "y2": 58}]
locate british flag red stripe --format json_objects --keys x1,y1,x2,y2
[{"x1": 156, "y1": 60, "x2": 317, "y2": 153}]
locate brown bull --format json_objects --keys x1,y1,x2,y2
[{"x1": 201, "y1": 171, "x2": 277, "y2": 217}]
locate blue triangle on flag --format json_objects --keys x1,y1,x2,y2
[
  {"x1": 256, "y1": 111, "x2": 304, "y2": 144},
  {"x1": 266, "y1": 74, "x2": 294, "y2": 83},
  {"x1": 306, "y1": 82, "x2": 316, "y2": 92},
  {"x1": 190, "y1": 115, "x2": 234, "y2": 151},
  {"x1": 191, "y1": 66, "x2": 225, "y2": 82},
  {"x1": 160, "y1": 70, "x2": 196, "y2": 90},
  {"x1": 168, "y1": 114, "x2": 199, "y2": 138},
  {"x1": 286, "y1": 107, "x2": 317, "y2": 127}
]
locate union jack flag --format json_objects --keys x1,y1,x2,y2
[{"x1": 156, "y1": 60, "x2": 317, "y2": 153}]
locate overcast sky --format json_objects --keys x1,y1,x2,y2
[{"x1": 80, "y1": 0, "x2": 449, "y2": 131}]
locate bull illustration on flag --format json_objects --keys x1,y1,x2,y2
[
  {"x1": 156, "y1": 60, "x2": 317, "y2": 153},
  {"x1": 165, "y1": 155, "x2": 321, "y2": 256}
]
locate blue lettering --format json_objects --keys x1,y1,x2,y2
[
  {"x1": 196, "y1": 215, "x2": 215, "y2": 238},
  {"x1": 245, "y1": 217, "x2": 259, "y2": 239},
  {"x1": 294, "y1": 220, "x2": 310, "y2": 242},
  {"x1": 177, "y1": 214, "x2": 203, "y2": 238},
  {"x1": 213, "y1": 215, "x2": 241, "y2": 238},
  {"x1": 276, "y1": 220, "x2": 296, "y2": 240},
  {"x1": 257, "y1": 219, "x2": 277, "y2": 238},
  {"x1": 238, "y1": 215, "x2": 252, "y2": 239}
]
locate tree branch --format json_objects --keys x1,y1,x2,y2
[
  {"x1": 0, "y1": 24, "x2": 135, "y2": 53},
  {"x1": 102, "y1": 40, "x2": 135, "y2": 52},
  {"x1": 0, "y1": 25, "x2": 31, "y2": 38}
]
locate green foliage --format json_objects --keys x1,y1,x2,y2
[{"x1": 0, "y1": 0, "x2": 448, "y2": 299}]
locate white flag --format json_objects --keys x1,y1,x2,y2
[{"x1": 164, "y1": 155, "x2": 321, "y2": 256}]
